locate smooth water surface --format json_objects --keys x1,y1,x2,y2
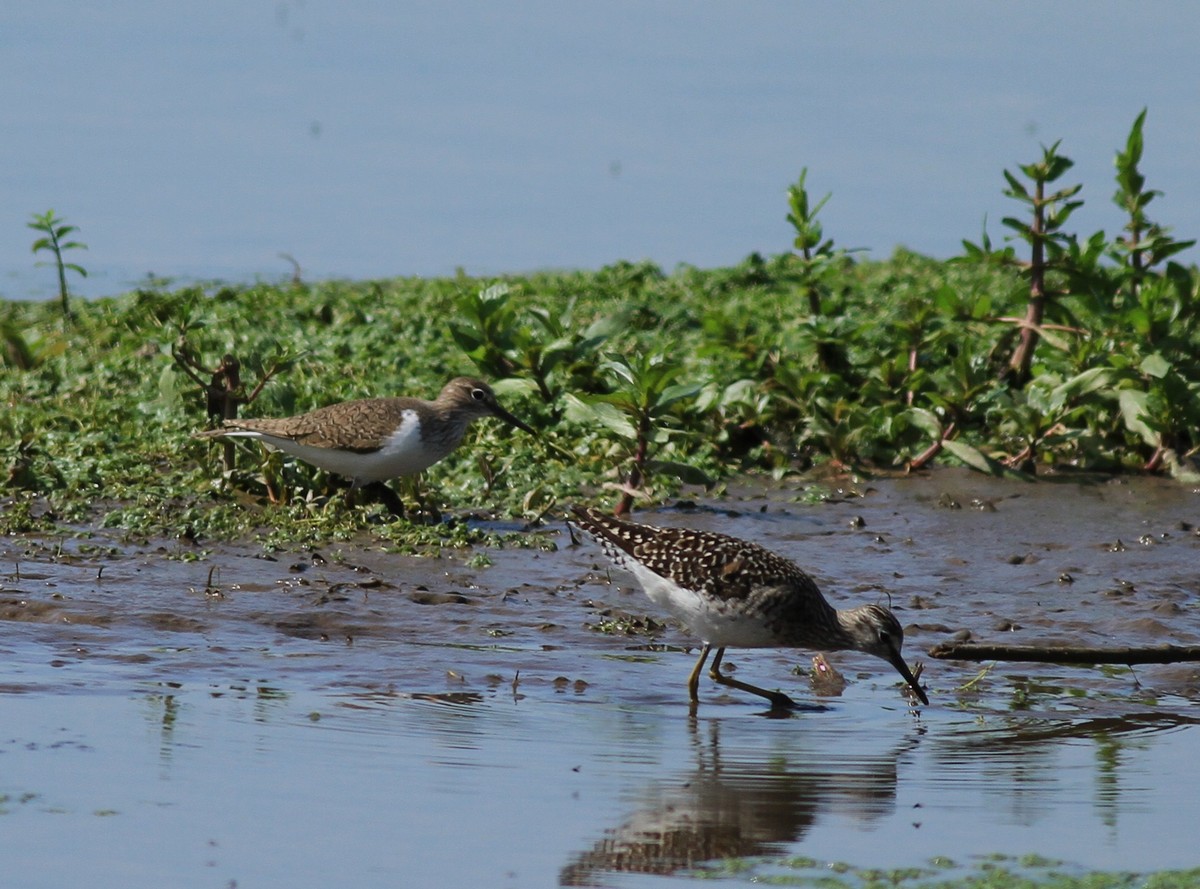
[
  {"x1": 2, "y1": 470, "x2": 1200, "y2": 887},
  {"x1": 3, "y1": 2, "x2": 1200, "y2": 298}
]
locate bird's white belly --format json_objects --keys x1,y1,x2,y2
[
  {"x1": 235, "y1": 411, "x2": 441, "y2": 483},
  {"x1": 630, "y1": 564, "x2": 781, "y2": 648}
]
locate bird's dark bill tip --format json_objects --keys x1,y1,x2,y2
[
  {"x1": 901, "y1": 668, "x2": 930, "y2": 706},
  {"x1": 491, "y1": 403, "x2": 537, "y2": 436},
  {"x1": 906, "y1": 679, "x2": 930, "y2": 706},
  {"x1": 890, "y1": 653, "x2": 929, "y2": 706}
]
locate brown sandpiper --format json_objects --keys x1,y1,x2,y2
[
  {"x1": 195, "y1": 377, "x2": 535, "y2": 506},
  {"x1": 571, "y1": 506, "x2": 929, "y2": 709}
]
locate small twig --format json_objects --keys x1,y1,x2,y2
[
  {"x1": 992, "y1": 316, "x2": 1087, "y2": 335},
  {"x1": 1144, "y1": 443, "x2": 1167, "y2": 473},
  {"x1": 242, "y1": 357, "x2": 291, "y2": 405},
  {"x1": 171, "y1": 341, "x2": 212, "y2": 390},
  {"x1": 908, "y1": 421, "x2": 956, "y2": 472},
  {"x1": 1003, "y1": 443, "x2": 1035, "y2": 470},
  {"x1": 278, "y1": 252, "x2": 302, "y2": 285}
]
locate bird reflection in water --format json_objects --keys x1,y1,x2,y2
[{"x1": 559, "y1": 718, "x2": 918, "y2": 885}]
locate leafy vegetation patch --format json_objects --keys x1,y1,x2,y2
[
  {"x1": 3, "y1": 111, "x2": 1197, "y2": 547},
  {"x1": 696, "y1": 853, "x2": 1200, "y2": 888}
]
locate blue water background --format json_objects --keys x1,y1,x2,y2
[{"x1": 3, "y1": 1, "x2": 1199, "y2": 298}]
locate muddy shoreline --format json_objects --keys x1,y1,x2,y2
[{"x1": 3, "y1": 469, "x2": 1200, "y2": 886}]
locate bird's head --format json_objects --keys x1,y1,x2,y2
[
  {"x1": 444, "y1": 377, "x2": 536, "y2": 435},
  {"x1": 843, "y1": 603, "x2": 929, "y2": 706}
]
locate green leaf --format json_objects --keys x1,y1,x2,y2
[
  {"x1": 644, "y1": 459, "x2": 712, "y2": 487},
  {"x1": 582, "y1": 314, "x2": 623, "y2": 342},
  {"x1": 1002, "y1": 170, "x2": 1029, "y2": 199},
  {"x1": 1124, "y1": 108, "x2": 1147, "y2": 158},
  {"x1": 936, "y1": 441, "x2": 993, "y2": 475},
  {"x1": 562, "y1": 393, "x2": 636, "y2": 439},
  {"x1": 1018, "y1": 322, "x2": 1067, "y2": 353},
  {"x1": 941, "y1": 439, "x2": 1004, "y2": 476},
  {"x1": 1044, "y1": 152, "x2": 1075, "y2": 182},
  {"x1": 597, "y1": 357, "x2": 636, "y2": 388},
  {"x1": 1048, "y1": 366, "x2": 1117, "y2": 408},
  {"x1": 491, "y1": 377, "x2": 539, "y2": 399},
  {"x1": 478, "y1": 282, "x2": 511, "y2": 305},
  {"x1": 1139, "y1": 353, "x2": 1171, "y2": 379},
  {"x1": 1117, "y1": 389, "x2": 1157, "y2": 446},
  {"x1": 655, "y1": 382, "x2": 702, "y2": 412},
  {"x1": 1126, "y1": 306, "x2": 1152, "y2": 335},
  {"x1": 1049, "y1": 183, "x2": 1083, "y2": 201},
  {"x1": 1150, "y1": 239, "x2": 1196, "y2": 264},
  {"x1": 1049, "y1": 200, "x2": 1082, "y2": 228},
  {"x1": 900, "y1": 407, "x2": 942, "y2": 439},
  {"x1": 808, "y1": 191, "x2": 832, "y2": 220},
  {"x1": 448, "y1": 326, "x2": 483, "y2": 355}
]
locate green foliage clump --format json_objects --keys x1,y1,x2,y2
[{"x1": 3, "y1": 109, "x2": 1198, "y2": 546}]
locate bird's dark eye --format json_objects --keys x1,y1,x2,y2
[{"x1": 472, "y1": 388, "x2": 486, "y2": 401}]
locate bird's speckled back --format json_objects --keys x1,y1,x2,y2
[
  {"x1": 571, "y1": 506, "x2": 853, "y2": 647},
  {"x1": 571, "y1": 507, "x2": 815, "y2": 601}
]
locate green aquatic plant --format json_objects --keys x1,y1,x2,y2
[
  {"x1": 939, "y1": 112, "x2": 1200, "y2": 477},
  {"x1": 996, "y1": 141, "x2": 1084, "y2": 386},
  {"x1": 450, "y1": 281, "x2": 621, "y2": 405},
  {"x1": 786, "y1": 168, "x2": 854, "y2": 374},
  {"x1": 564, "y1": 351, "x2": 708, "y2": 514},
  {"x1": 693, "y1": 852, "x2": 1200, "y2": 888},
  {"x1": 28, "y1": 209, "x2": 88, "y2": 317},
  {"x1": 1110, "y1": 108, "x2": 1196, "y2": 298}
]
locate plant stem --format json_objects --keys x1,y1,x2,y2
[
  {"x1": 616, "y1": 412, "x2": 652, "y2": 516},
  {"x1": 1008, "y1": 178, "x2": 1046, "y2": 386}
]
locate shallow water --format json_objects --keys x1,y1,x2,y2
[{"x1": 2, "y1": 469, "x2": 1199, "y2": 887}]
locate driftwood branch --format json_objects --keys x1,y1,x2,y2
[{"x1": 929, "y1": 641, "x2": 1200, "y2": 665}]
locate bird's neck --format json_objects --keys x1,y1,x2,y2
[
  {"x1": 782, "y1": 599, "x2": 855, "y2": 651},
  {"x1": 420, "y1": 404, "x2": 473, "y2": 448},
  {"x1": 826, "y1": 606, "x2": 871, "y2": 651}
]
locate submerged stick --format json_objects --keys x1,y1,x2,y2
[{"x1": 929, "y1": 641, "x2": 1200, "y2": 665}]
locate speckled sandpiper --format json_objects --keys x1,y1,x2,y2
[
  {"x1": 571, "y1": 507, "x2": 928, "y2": 709},
  {"x1": 195, "y1": 377, "x2": 535, "y2": 506}
]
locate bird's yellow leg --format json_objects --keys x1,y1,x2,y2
[
  {"x1": 709, "y1": 648, "x2": 797, "y2": 710},
  {"x1": 687, "y1": 644, "x2": 712, "y2": 703}
]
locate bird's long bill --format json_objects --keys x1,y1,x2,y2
[
  {"x1": 887, "y1": 647, "x2": 930, "y2": 706},
  {"x1": 489, "y1": 402, "x2": 537, "y2": 436}
]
